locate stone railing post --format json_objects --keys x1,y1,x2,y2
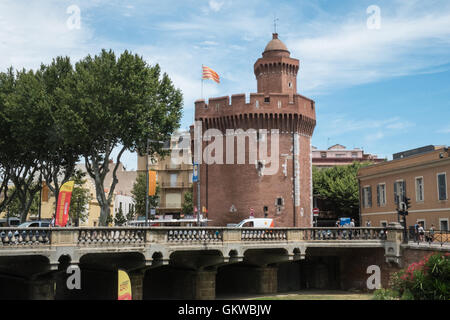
[
  {"x1": 287, "y1": 229, "x2": 303, "y2": 242},
  {"x1": 146, "y1": 228, "x2": 167, "y2": 243},
  {"x1": 51, "y1": 229, "x2": 78, "y2": 246},
  {"x1": 384, "y1": 222, "x2": 404, "y2": 267},
  {"x1": 387, "y1": 222, "x2": 404, "y2": 243},
  {"x1": 222, "y1": 229, "x2": 241, "y2": 243}
]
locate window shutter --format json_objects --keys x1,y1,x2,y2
[
  {"x1": 394, "y1": 182, "x2": 398, "y2": 204},
  {"x1": 402, "y1": 180, "x2": 406, "y2": 201},
  {"x1": 377, "y1": 185, "x2": 380, "y2": 206},
  {"x1": 368, "y1": 186, "x2": 372, "y2": 207}
]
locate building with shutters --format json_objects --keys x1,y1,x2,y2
[
  {"x1": 357, "y1": 145, "x2": 450, "y2": 231},
  {"x1": 137, "y1": 131, "x2": 193, "y2": 218},
  {"x1": 312, "y1": 144, "x2": 385, "y2": 169}
]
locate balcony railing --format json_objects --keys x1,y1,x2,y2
[
  {"x1": 161, "y1": 182, "x2": 192, "y2": 188},
  {"x1": 165, "y1": 164, "x2": 182, "y2": 170}
]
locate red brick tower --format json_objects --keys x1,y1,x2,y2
[{"x1": 192, "y1": 33, "x2": 316, "y2": 227}]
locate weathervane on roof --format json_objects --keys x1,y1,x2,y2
[{"x1": 273, "y1": 15, "x2": 279, "y2": 34}]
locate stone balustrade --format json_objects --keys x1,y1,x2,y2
[
  {"x1": 0, "y1": 228, "x2": 52, "y2": 246},
  {"x1": 241, "y1": 228, "x2": 288, "y2": 241},
  {"x1": 0, "y1": 227, "x2": 399, "y2": 248},
  {"x1": 78, "y1": 228, "x2": 145, "y2": 246},
  {"x1": 302, "y1": 227, "x2": 388, "y2": 241},
  {"x1": 167, "y1": 228, "x2": 222, "y2": 243}
]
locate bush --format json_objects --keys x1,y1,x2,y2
[
  {"x1": 374, "y1": 252, "x2": 450, "y2": 300},
  {"x1": 372, "y1": 288, "x2": 399, "y2": 300}
]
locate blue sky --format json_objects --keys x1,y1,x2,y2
[{"x1": 1, "y1": 0, "x2": 449, "y2": 170}]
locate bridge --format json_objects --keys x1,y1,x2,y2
[{"x1": 0, "y1": 223, "x2": 446, "y2": 300}]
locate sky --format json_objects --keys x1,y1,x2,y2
[{"x1": 1, "y1": 0, "x2": 449, "y2": 170}]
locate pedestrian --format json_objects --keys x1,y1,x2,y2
[
  {"x1": 428, "y1": 224, "x2": 435, "y2": 244},
  {"x1": 349, "y1": 219, "x2": 355, "y2": 239},
  {"x1": 418, "y1": 223, "x2": 425, "y2": 242},
  {"x1": 414, "y1": 222, "x2": 419, "y2": 242},
  {"x1": 366, "y1": 220, "x2": 371, "y2": 227}
]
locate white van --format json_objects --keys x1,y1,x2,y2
[{"x1": 229, "y1": 218, "x2": 274, "y2": 228}]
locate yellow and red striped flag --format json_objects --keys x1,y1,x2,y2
[{"x1": 202, "y1": 65, "x2": 220, "y2": 83}]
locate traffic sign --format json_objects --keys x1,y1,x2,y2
[{"x1": 313, "y1": 208, "x2": 320, "y2": 217}]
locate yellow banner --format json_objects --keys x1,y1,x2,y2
[
  {"x1": 118, "y1": 269, "x2": 132, "y2": 300},
  {"x1": 148, "y1": 170, "x2": 156, "y2": 196},
  {"x1": 60, "y1": 181, "x2": 75, "y2": 193},
  {"x1": 55, "y1": 181, "x2": 75, "y2": 227}
]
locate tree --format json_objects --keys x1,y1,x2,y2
[
  {"x1": 126, "y1": 206, "x2": 135, "y2": 221},
  {"x1": 182, "y1": 190, "x2": 193, "y2": 215},
  {"x1": 313, "y1": 162, "x2": 371, "y2": 221},
  {"x1": 61, "y1": 50, "x2": 182, "y2": 225},
  {"x1": 114, "y1": 207, "x2": 127, "y2": 226},
  {"x1": 131, "y1": 173, "x2": 159, "y2": 217},
  {"x1": 39, "y1": 57, "x2": 80, "y2": 212},
  {"x1": 0, "y1": 69, "x2": 17, "y2": 212},
  {"x1": 4, "y1": 186, "x2": 40, "y2": 219},
  {"x1": 3, "y1": 68, "x2": 48, "y2": 222},
  {"x1": 69, "y1": 169, "x2": 92, "y2": 226}
]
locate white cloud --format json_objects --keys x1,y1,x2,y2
[
  {"x1": 437, "y1": 127, "x2": 450, "y2": 134},
  {"x1": 287, "y1": 5, "x2": 450, "y2": 94},
  {"x1": 322, "y1": 116, "x2": 415, "y2": 136},
  {"x1": 209, "y1": 0, "x2": 224, "y2": 12}
]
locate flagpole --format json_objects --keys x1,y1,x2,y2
[
  {"x1": 201, "y1": 64, "x2": 204, "y2": 100},
  {"x1": 197, "y1": 65, "x2": 202, "y2": 226}
]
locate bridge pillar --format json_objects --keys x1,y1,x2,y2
[
  {"x1": 216, "y1": 265, "x2": 278, "y2": 296},
  {"x1": 129, "y1": 270, "x2": 145, "y2": 300},
  {"x1": 253, "y1": 267, "x2": 278, "y2": 294},
  {"x1": 144, "y1": 267, "x2": 216, "y2": 300},
  {"x1": 194, "y1": 270, "x2": 217, "y2": 300},
  {"x1": 29, "y1": 275, "x2": 55, "y2": 300}
]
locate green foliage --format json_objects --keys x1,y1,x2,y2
[
  {"x1": 0, "y1": 50, "x2": 182, "y2": 224},
  {"x1": 126, "y1": 206, "x2": 135, "y2": 221},
  {"x1": 131, "y1": 173, "x2": 160, "y2": 217},
  {"x1": 114, "y1": 206, "x2": 127, "y2": 226},
  {"x1": 182, "y1": 190, "x2": 193, "y2": 215},
  {"x1": 4, "y1": 186, "x2": 40, "y2": 219},
  {"x1": 69, "y1": 169, "x2": 92, "y2": 226},
  {"x1": 313, "y1": 162, "x2": 371, "y2": 219},
  {"x1": 373, "y1": 253, "x2": 450, "y2": 300},
  {"x1": 105, "y1": 213, "x2": 113, "y2": 226},
  {"x1": 372, "y1": 288, "x2": 399, "y2": 300},
  {"x1": 59, "y1": 50, "x2": 182, "y2": 225}
]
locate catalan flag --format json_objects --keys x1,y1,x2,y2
[{"x1": 202, "y1": 65, "x2": 220, "y2": 84}]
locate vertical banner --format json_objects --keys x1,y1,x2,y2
[
  {"x1": 55, "y1": 181, "x2": 75, "y2": 227},
  {"x1": 148, "y1": 170, "x2": 156, "y2": 196},
  {"x1": 118, "y1": 269, "x2": 132, "y2": 300},
  {"x1": 192, "y1": 163, "x2": 199, "y2": 182}
]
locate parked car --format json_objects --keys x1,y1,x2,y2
[
  {"x1": 17, "y1": 220, "x2": 51, "y2": 228},
  {"x1": 0, "y1": 218, "x2": 20, "y2": 227},
  {"x1": 0, "y1": 220, "x2": 52, "y2": 240},
  {"x1": 228, "y1": 218, "x2": 274, "y2": 228}
]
